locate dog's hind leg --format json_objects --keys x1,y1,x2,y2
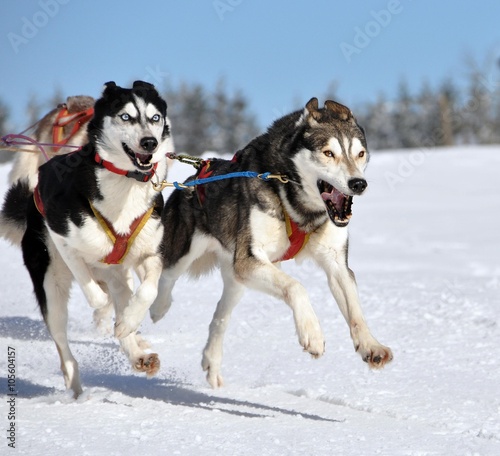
[
  {"x1": 308, "y1": 226, "x2": 393, "y2": 368},
  {"x1": 44, "y1": 260, "x2": 82, "y2": 397},
  {"x1": 22, "y1": 220, "x2": 82, "y2": 397},
  {"x1": 202, "y1": 263, "x2": 245, "y2": 388}
]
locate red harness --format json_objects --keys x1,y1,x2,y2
[
  {"x1": 89, "y1": 202, "x2": 155, "y2": 265},
  {"x1": 279, "y1": 210, "x2": 310, "y2": 261},
  {"x1": 52, "y1": 105, "x2": 94, "y2": 151},
  {"x1": 195, "y1": 160, "x2": 214, "y2": 205}
]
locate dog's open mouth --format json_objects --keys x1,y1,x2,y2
[
  {"x1": 319, "y1": 181, "x2": 353, "y2": 227},
  {"x1": 122, "y1": 143, "x2": 154, "y2": 171}
]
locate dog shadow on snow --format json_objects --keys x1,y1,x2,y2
[
  {"x1": 0, "y1": 316, "x2": 51, "y2": 341},
  {"x1": 0, "y1": 377, "x2": 58, "y2": 398},
  {"x1": 0, "y1": 372, "x2": 340, "y2": 422},
  {"x1": 82, "y1": 372, "x2": 341, "y2": 422},
  {"x1": 0, "y1": 316, "x2": 338, "y2": 422}
]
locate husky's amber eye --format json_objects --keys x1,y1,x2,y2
[
  {"x1": 151, "y1": 114, "x2": 161, "y2": 122},
  {"x1": 323, "y1": 150, "x2": 335, "y2": 158},
  {"x1": 358, "y1": 151, "x2": 365, "y2": 158},
  {"x1": 120, "y1": 113, "x2": 130, "y2": 121}
]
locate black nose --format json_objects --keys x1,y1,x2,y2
[
  {"x1": 348, "y1": 178, "x2": 367, "y2": 194},
  {"x1": 140, "y1": 137, "x2": 158, "y2": 152}
]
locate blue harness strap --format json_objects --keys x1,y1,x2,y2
[
  {"x1": 177, "y1": 170, "x2": 271, "y2": 190},
  {"x1": 157, "y1": 154, "x2": 287, "y2": 192}
]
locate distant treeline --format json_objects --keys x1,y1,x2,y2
[
  {"x1": 1, "y1": 64, "x2": 499, "y2": 163},
  {"x1": 355, "y1": 71, "x2": 500, "y2": 150}
]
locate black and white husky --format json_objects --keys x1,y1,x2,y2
[
  {"x1": 19, "y1": 81, "x2": 172, "y2": 397},
  {"x1": 150, "y1": 98, "x2": 393, "y2": 387}
]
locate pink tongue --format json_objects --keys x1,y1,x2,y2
[
  {"x1": 136, "y1": 152, "x2": 151, "y2": 163},
  {"x1": 321, "y1": 188, "x2": 344, "y2": 207}
]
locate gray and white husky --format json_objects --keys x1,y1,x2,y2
[
  {"x1": 150, "y1": 97, "x2": 393, "y2": 387},
  {"x1": 15, "y1": 81, "x2": 172, "y2": 397}
]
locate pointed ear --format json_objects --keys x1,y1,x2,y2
[
  {"x1": 306, "y1": 97, "x2": 318, "y2": 112},
  {"x1": 132, "y1": 80, "x2": 160, "y2": 101},
  {"x1": 133, "y1": 80, "x2": 155, "y2": 90},
  {"x1": 324, "y1": 100, "x2": 352, "y2": 121},
  {"x1": 101, "y1": 81, "x2": 117, "y2": 97},
  {"x1": 305, "y1": 97, "x2": 321, "y2": 122}
]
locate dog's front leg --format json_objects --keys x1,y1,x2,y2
[
  {"x1": 234, "y1": 256, "x2": 325, "y2": 358},
  {"x1": 309, "y1": 227, "x2": 393, "y2": 368},
  {"x1": 105, "y1": 267, "x2": 160, "y2": 377},
  {"x1": 114, "y1": 255, "x2": 163, "y2": 338},
  {"x1": 328, "y1": 265, "x2": 393, "y2": 368}
]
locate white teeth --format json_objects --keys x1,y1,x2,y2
[{"x1": 122, "y1": 142, "x2": 153, "y2": 169}]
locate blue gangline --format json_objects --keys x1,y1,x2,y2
[{"x1": 172, "y1": 171, "x2": 272, "y2": 190}]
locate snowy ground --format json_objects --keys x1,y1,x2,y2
[{"x1": 0, "y1": 145, "x2": 499, "y2": 455}]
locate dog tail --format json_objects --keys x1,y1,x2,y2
[{"x1": 0, "y1": 179, "x2": 32, "y2": 245}]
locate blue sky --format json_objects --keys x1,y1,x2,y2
[{"x1": 1, "y1": 0, "x2": 499, "y2": 131}]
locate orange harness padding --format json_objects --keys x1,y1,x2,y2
[
  {"x1": 89, "y1": 202, "x2": 155, "y2": 265},
  {"x1": 52, "y1": 106, "x2": 94, "y2": 151},
  {"x1": 278, "y1": 210, "x2": 310, "y2": 261}
]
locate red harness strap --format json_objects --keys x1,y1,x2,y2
[
  {"x1": 89, "y1": 203, "x2": 155, "y2": 265},
  {"x1": 195, "y1": 160, "x2": 214, "y2": 205},
  {"x1": 33, "y1": 185, "x2": 46, "y2": 217},
  {"x1": 278, "y1": 210, "x2": 310, "y2": 262},
  {"x1": 52, "y1": 106, "x2": 94, "y2": 152}
]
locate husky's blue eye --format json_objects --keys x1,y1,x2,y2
[
  {"x1": 120, "y1": 113, "x2": 130, "y2": 121},
  {"x1": 151, "y1": 114, "x2": 161, "y2": 122}
]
